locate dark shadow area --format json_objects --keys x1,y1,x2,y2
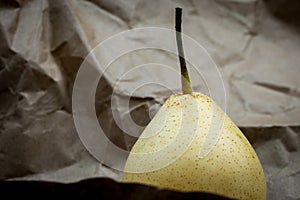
[
  {"x1": 0, "y1": 178, "x2": 233, "y2": 200},
  {"x1": 264, "y1": 0, "x2": 300, "y2": 28}
]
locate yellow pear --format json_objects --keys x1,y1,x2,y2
[{"x1": 122, "y1": 7, "x2": 266, "y2": 200}]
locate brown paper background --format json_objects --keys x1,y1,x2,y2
[{"x1": 0, "y1": 0, "x2": 299, "y2": 199}]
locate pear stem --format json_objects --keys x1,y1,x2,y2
[{"x1": 175, "y1": 7, "x2": 192, "y2": 95}]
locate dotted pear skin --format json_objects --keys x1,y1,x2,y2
[{"x1": 123, "y1": 92, "x2": 266, "y2": 200}]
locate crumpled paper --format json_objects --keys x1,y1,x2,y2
[{"x1": 0, "y1": 0, "x2": 299, "y2": 199}]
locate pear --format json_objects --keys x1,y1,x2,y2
[{"x1": 122, "y1": 8, "x2": 266, "y2": 200}]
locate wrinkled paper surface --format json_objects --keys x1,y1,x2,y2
[{"x1": 0, "y1": 0, "x2": 299, "y2": 199}]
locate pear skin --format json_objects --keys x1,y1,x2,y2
[{"x1": 123, "y1": 93, "x2": 266, "y2": 200}]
